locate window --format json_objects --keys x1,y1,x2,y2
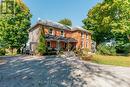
[
  {"x1": 81, "y1": 40, "x2": 84, "y2": 48},
  {"x1": 49, "y1": 28, "x2": 53, "y2": 35},
  {"x1": 86, "y1": 33, "x2": 89, "y2": 39},
  {"x1": 86, "y1": 41, "x2": 88, "y2": 48},
  {"x1": 86, "y1": 33, "x2": 89, "y2": 48},
  {"x1": 81, "y1": 32, "x2": 84, "y2": 38},
  {"x1": 47, "y1": 42, "x2": 51, "y2": 48},
  {"x1": 61, "y1": 30, "x2": 64, "y2": 37}
]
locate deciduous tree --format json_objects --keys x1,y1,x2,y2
[
  {"x1": 0, "y1": 0, "x2": 32, "y2": 55},
  {"x1": 58, "y1": 18, "x2": 72, "y2": 26},
  {"x1": 83, "y1": 0, "x2": 130, "y2": 53}
]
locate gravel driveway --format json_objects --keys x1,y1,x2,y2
[{"x1": 0, "y1": 55, "x2": 130, "y2": 87}]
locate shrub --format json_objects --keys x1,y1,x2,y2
[
  {"x1": 74, "y1": 48, "x2": 82, "y2": 57},
  {"x1": 74, "y1": 48, "x2": 92, "y2": 61},
  {"x1": 0, "y1": 48, "x2": 6, "y2": 56},
  {"x1": 97, "y1": 43, "x2": 116, "y2": 56},
  {"x1": 122, "y1": 43, "x2": 130, "y2": 54},
  {"x1": 66, "y1": 43, "x2": 72, "y2": 51},
  {"x1": 112, "y1": 43, "x2": 130, "y2": 55}
]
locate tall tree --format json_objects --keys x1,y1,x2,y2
[
  {"x1": 0, "y1": 0, "x2": 32, "y2": 54},
  {"x1": 83, "y1": 0, "x2": 130, "y2": 48},
  {"x1": 58, "y1": 18, "x2": 72, "y2": 26}
]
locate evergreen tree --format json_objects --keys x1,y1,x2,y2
[{"x1": 36, "y1": 26, "x2": 46, "y2": 55}]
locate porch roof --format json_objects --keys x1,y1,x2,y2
[{"x1": 45, "y1": 34, "x2": 77, "y2": 43}]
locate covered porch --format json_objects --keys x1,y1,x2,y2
[{"x1": 45, "y1": 34, "x2": 77, "y2": 52}]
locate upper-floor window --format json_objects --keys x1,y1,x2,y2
[
  {"x1": 86, "y1": 41, "x2": 88, "y2": 48},
  {"x1": 61, "y1": 30, "x2": 64, "y2": 37},
  {"x1": 81, "y1": 32, "x2": 84, "y2": 38},
  {"x1": 49, "y1": 28, "x2": 53, "y2": 35},
  {"x1": 81, "y1": 40, "x2": 84, "y2": 48},
  {"x1": 86, "y1": 33, "x2": 89, "y2": 39}
]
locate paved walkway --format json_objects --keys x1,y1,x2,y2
[{"x1": 0, "y1": 55, "x2": 130, "y2": 87}]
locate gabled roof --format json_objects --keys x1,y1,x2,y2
[
  {"x1": 71, "y1": 26, "x2": 91, "y2": 34},
  {"x1": 29, "y1": 20, "x2": 91, "y2": 34},
  {"x1": 29, "y1": 20, "x2": 71, "y2": 31}
]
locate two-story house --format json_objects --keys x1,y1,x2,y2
[{"x1": 28, "y1": 20, "x2": 92, "y2": 53}]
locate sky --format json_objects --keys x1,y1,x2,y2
[{"x1": 23, "y1": 0, "x2": 102, "y2": 26}]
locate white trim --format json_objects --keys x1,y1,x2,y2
[
  {"x1": 61, "y1": 30, "x2": 64, "y2": 37},
  {"x1": 81, "y1": 40, "x2": 84, "y2": 48},
  {"x1": 86, "y1": 33, "x2": 89, "y2": 39},
  {"x1": 49, "y1": 28, "x2": 54, "y2": 35},
  {"x1": 81, "y1": 32, "x2": 84, "y2": 38}
]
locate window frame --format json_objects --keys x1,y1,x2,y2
[
  {"x1": 81, "y1": 32, "x2": 84, "y2": 38},
  {"x1": 49, "y1": 28, "x2": 53, "y2": 35},
  {"x1": 61, "y1": 30, "x2": 64, "y2": 37},
  {"x1": 81, "y1": 40, "x2": 84, "y2": 48},
  {"x1": 86, "y1": 33, "x2": 89, "y2": 39}
]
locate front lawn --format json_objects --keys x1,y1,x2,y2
[{"x1": 92, "y1": 54, "x2": 130, "y2": 67}]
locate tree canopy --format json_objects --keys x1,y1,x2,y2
[
  {"x1": 0, "y1": 0, "x2": 32, "y2": 54},
  {"x1": 58, "y1": 18, "x2": 72, "y2": 26},
  {"x1": 83, "y1": 0, "x2": 130, "y2": 50}
]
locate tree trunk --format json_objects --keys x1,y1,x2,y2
[
  {"x1": 11, "y1": 48, "x2": 13, "y2": 55},
  {"x1": 96, "y1": 41, "x2": 100, "y2": 49}
]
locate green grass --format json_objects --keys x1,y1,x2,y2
[{"x1": 92, "y1": 54, "x2": 130, "y2": 67}]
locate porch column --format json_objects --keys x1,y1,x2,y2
[
  {"x1": 57, "y1": 40, "x2": 60, "y2": 53},
  {"x1": 67, "y1": 40, "x2": 70, "y2": 52}
]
